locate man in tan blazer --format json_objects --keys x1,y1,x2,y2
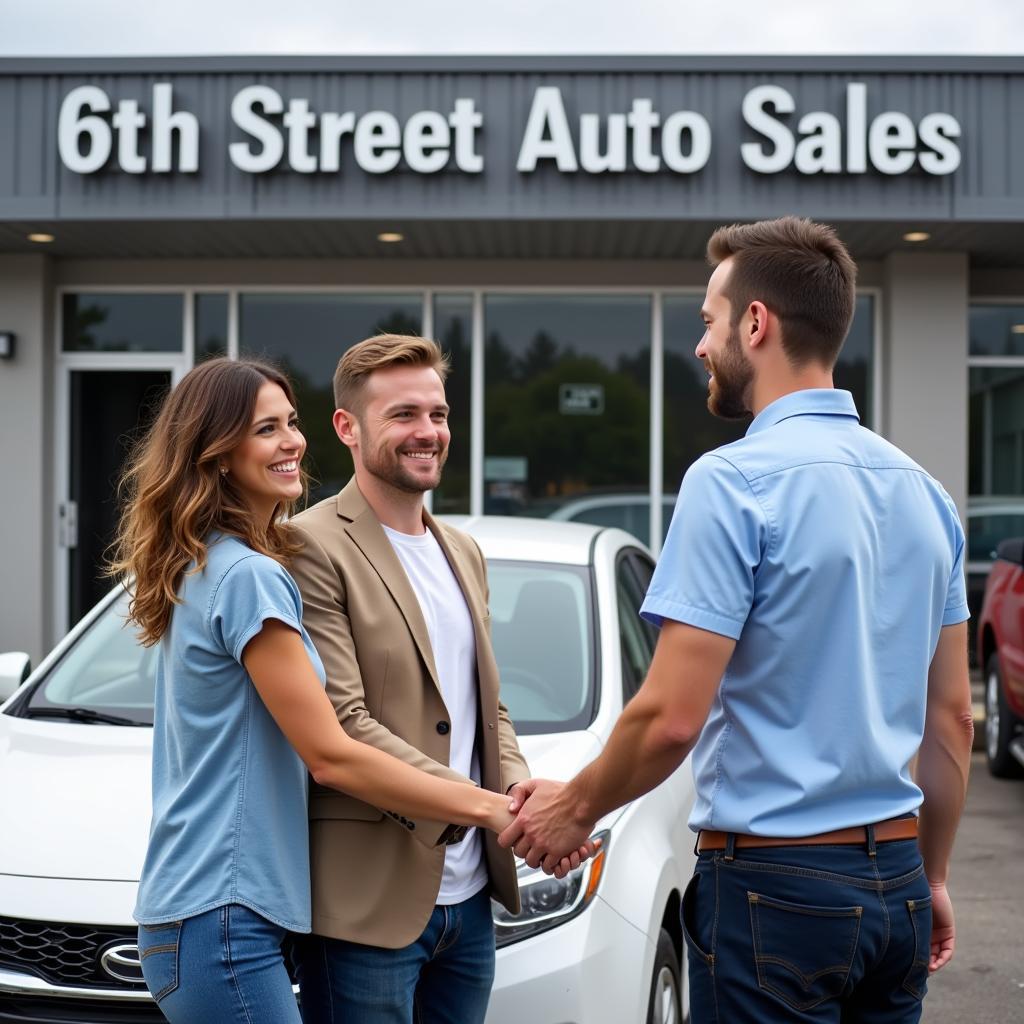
[{"x1": 288, "y1": 333, "x2": 530, "y2": 1024}]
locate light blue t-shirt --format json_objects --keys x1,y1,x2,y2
[
  {"x1": 134, "y1": 534, "x2": 326, "y2": 931},
  {"x1": 641, "y1": 389, "x2": 968, "y2": 837}
]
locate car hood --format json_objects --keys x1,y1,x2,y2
[
  {"x1": 0, "y1": 714, "x2": 152, "y2": 881},
  {"x1": 513, "y1": 728, "x2": 625, "y2": 829},
  {"x1": 0, "y1": 715, "x2": 611, "y2": 882}
]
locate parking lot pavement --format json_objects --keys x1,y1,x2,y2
[{"x1": 922, "y1": 752, "x2": 1024, "y2": 1023}]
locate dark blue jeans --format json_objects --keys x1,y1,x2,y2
[
  {"x1": 138, "y1": 904, "x2": 301, "y2": 1023},
  {"x1": 682, "y1": 837, "x2": 932, "y2": 1023},
  {"x1": 294, "y1": 888, "x2": 496, "y2": 1024}
]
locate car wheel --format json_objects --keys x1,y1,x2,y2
[
  {"x1": 985, "y1": 653, "x2": 1024, "y2": 778},
  {"x1": 646, "y1": 928, "x2": 682, "y2": 1024}
]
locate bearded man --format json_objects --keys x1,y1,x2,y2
[{"x1": 288, "y1": 334, "x2": 531, "y2": 1024}]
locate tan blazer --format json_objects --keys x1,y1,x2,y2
[{"x1": 288, "y1": 478, "x2": 530, "y2": 947}]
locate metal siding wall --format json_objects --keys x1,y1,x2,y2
[{"x1": 0, "y1": 67, "x2": 1021, "y2": 223}]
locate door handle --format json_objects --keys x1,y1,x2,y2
[{"x1": 59, "y1": 500, "x2": 78, "y2": 548}]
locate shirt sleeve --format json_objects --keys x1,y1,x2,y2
[
  {"x1": 208, "y1": 554, "x2": 304, "y2": 663},
  {"x1": 942, "y1": 499, "x2": 969, "y2": 626},
  {"x1": 641, "y1": 454, "x2": 768, "y2": 640}
]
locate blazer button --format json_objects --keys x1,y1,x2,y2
[{"x1": 436, "y1": 721, "x2": 450, "y2": 735}]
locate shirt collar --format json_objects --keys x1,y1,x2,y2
[{"x1": 746, "y1": 389, "x2": 860, "y2": 436}]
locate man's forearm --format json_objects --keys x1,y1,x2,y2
[
  {"x1": 916, "y1": 709, "x2": 974, "y2": 884},
  {"x1": 917, "y1": 621, "x2": 973, "y2": 886},
  {"x1": 568, "y1": 689, "x2": 698, "y2": 829}
]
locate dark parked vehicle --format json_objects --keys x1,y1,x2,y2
[{"x1": 976, "y1": 538, "x2": 1024, "y2": 778}]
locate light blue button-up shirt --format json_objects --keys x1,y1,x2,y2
[
  {"x1": 135, "y1": 535, "x2": 326, "y2": 931},
  {"x1": 641, "y1": 389, "x2": 968, "y2": 837}
]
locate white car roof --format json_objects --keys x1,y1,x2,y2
[{"x1": 441, "y1": 515, "x2": 602, "y2": 566}]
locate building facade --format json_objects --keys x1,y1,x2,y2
[{"x1": 1, "y1": 55, "x2": 1023, "y2": 661}]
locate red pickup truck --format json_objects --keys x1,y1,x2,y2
[{"x1": 977, "y1": 538, "x2": 1024, "y2": 778}]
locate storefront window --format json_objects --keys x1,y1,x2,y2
[
  {"x1": 239, "y1": 293, "x2": 422, "y2": 503},
  {"x1": 62, "y1": 293, "x2": 183, "y2": 352},
  {"x1": 965, "y1": 305, "x2": 1024, "y2": 660},
  {"x1": 969, "y1": 305, "x2": 1024, "y2": 358},
  {"x1": 194, "y1": 293, "x2": 228, "y2": 360},
  {"x1": 969, "y1": 365, "x2": 1024, "y2": 496},
  {"x1": 432, "y1": 295, "x2": 472, "y2": 514},
  {"x1": 483, "y1": 294, "x2": 650, "y2": 518}
]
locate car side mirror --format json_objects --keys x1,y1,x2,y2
[
  {"x1": 0, "y1": 652, "x2": 31, "y2": 702},
  {"x1": 995, "y1": 538, "x2": 1024, "y2": 568}
]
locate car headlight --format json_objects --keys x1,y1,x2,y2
[{"x1": 492, "y1": 830, "x2": 609, "y2": 947}]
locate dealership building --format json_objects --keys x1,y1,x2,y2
[{"x1": 1, "y1": 55, "x2": 1023, "y2": 662}]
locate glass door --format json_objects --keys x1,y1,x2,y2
[{"x1": 62, "y1": 368, "x2": 173, "y2": 629}]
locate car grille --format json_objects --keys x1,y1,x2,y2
[{"x1": 0, "y1": 917, "x2": 146, "y2": 992}]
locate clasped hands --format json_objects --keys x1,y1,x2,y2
[{"x1": 498, "y1": 779, "x2": 599, "y2": 878}]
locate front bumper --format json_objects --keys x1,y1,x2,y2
[
  {"x1": 0, "y1": 967, "x2": 162, "y2": 1024},
  {"x1": 487, "y1": 895, "x2": 653, "y2": 1024}
]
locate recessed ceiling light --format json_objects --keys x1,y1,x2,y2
[
  {"x1": 902, "y1": 231, "x2": 930, "y2": 243},
  {"x1": 1011, "y1": 324, "x2": 1024, "y2": 335},
  {"x1": 27, "y1": 232, "x2": 55, "y2": 243},
  {"x1": 377, "y1": 232, "x2": 404, "y2": 243}
]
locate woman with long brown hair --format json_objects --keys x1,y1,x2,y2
[{"x1": 109, "y1": 358, "x2": 585, "y2": 1023}]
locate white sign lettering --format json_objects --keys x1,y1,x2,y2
[
  {"x1": 226, "y1": 87, "x2": 484, "y2": 175},
  {"x1": 58, "y1": 84, "x2": 198, "y2": 174},
  {"x1": 55, "y1": 81, "x2": 962, "y2": 180},
  {"x1": 517, "y1": 88, "x2": 711, "y2": 175},
  {"x1": 741, "y1": 82, "x2": 960, "y2": 176}
]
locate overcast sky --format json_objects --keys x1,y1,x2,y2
[{"x1": 2, "y1": 0, "x2": 1023, "y2": 55}]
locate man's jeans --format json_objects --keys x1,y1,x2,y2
[
  {"x1": 138, "y1": 904, "x2": 302, "y2": 1023},
  {"x1": 682, "y1": 836, "x2": 932, "y2": 1023},
  {"x1": 295, "y1": 888, "x2": 496, "y2": 1024}
]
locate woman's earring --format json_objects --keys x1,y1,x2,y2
[{"x1": 219, "y1": 466, "x2": 228, "y2": 476}]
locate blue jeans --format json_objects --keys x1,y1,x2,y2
[
  {"x1": 138, "y1": 904, "x2": 301, "y2": 1023},
  {"x1": 294, "y1": 888, "x2": 496, "y2": 1024},
  {"x1": 682, "y1": 836, "x2": 932, "y2": 1023}
]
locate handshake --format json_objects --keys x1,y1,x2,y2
[{"x1": 489, "y1": 778, "x2": 601, "y2": 879}]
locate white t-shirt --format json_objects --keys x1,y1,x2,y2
[{"x1": 383, "y1": 525, "x2": 489, "y2": 905}]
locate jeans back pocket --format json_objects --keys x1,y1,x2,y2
[
  {"x1": 902, "y1": 896, "x2": 932, "y2": 1000},
  {"x1": 748, "y1": 891, "x2": 862, "y2": 1012},
  {"x1": 137, "y1": 920, "x2": 182, "y2": 1003}
]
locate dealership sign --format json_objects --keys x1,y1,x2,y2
[{"x1": 57, "y1": 82, "x2": 962, "y2": 178}]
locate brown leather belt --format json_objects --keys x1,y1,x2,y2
[{"x1": 697, "y1": 817, "x2": 918, "y2": 852}]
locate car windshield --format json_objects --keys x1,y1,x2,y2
[
  {"x1": 486, "y1": 560, "x2": 595, "y2": 735},
  {"x1": 19, "y1": 590, "x2": 156, "y2": 725},
  {"x1": 14, "y1": 563, "x2": 595, "y2": 736}
]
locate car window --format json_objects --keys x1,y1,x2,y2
[
  {"x1": 487, "y1": 561, "x2": 595, "y2": 735},
  {"x1": 23, "y1": 591, "x2": 156, "y2": 724},
  {"x1": 616, "y1": 552, "x2": 655, "y2": 699},
  {"x1": 567, "y1": 502, "x2": 649, "y2": 545},
  {"x1": 968, "y1": 513, "x2": 1024, "y2": 563}
]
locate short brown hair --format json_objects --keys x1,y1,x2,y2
[
  {"x1": 333, "y1": 334, "x2": 450, "y2": 413},
  {"x1": 707, "y1": 217, "x2": 857, "y2": 369}
]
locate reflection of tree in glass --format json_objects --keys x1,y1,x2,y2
[
  {"x1": 67, "y1": 302, "x2": 115, "y2": 351},
  {"x1": 270, "y1": 356, "x2": 352, "y2": 508},
  {"x1": 375, "y1": 311, "x2": 421, "y2": 337},
  {"x1": 487, "y1": 351, "x2": 648, "y2": 502},
  {"x1": 486, "y1": 330, "x2": 516, "y2": 384},
  {"x1": 521, "y1": 331, "x2": 561, "y2": 379}
]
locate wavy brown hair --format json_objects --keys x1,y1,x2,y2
[{"x1": 107, "y1": 358, "x2": 308, "y2": 646}]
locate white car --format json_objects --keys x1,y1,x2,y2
[{"x1": 0, "y1": 519, "x2": 694, "y2": 1024}]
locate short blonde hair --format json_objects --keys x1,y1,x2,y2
[{"x1": 333, "y1": 334, "x2": 450, "y2": 414}]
